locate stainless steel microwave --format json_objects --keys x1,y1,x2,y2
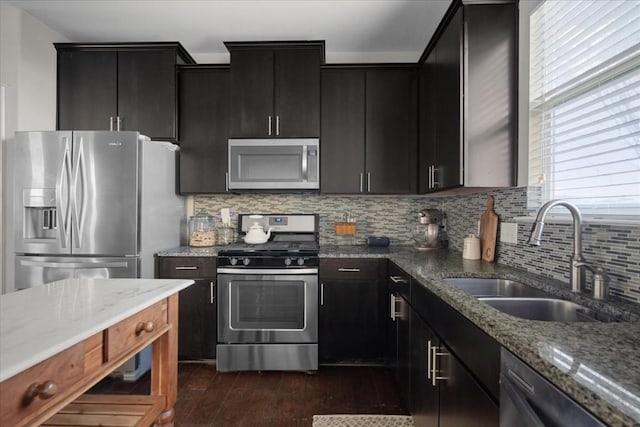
[{"x1": 228, "y1": 139, "x2": 320, "y2": 190}]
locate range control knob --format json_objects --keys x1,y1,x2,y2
[
  {"x1": 242, "y1": 258, "x2": 251, "y2": 266},
  {"x1": 284, "y1": 258, "x2": 292, "y2": 266},
  {"x1": 297, "y1": 258, "x2": 305, "y2": 266},
  {"x1": 230, "y1": 258, "x2": 238, "y2": 266}
]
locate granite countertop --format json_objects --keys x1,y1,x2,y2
[
  {"x1": 0, "y1": 278, "x2": 193, "y2": 382},
  {"x1": 158, "y1": 245, "x2": 640, "y2": 426}
]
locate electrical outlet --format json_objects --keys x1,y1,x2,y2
[{"x1": 500, "y1": 222, "x2": 518, "y2": 244}]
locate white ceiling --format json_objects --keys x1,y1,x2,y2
[{"x1": 6, "y1": 0, "x2": 452, "y2": 63}]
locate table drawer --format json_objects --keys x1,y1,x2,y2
[
  {"x1": 0, "y1": 343, "x2": 85, "y2": 427},
  {"x1": 106, "y1": 300, "x2": 168, "y2": 361},
  {"x1": 157, "y1": 256, "x2": 216, "y2": 278},
  {"x1": 320, "y1": 258, "x2": 382, "y2": 280}
]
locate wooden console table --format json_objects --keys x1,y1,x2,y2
[{"x1": 0, "y1": 278, "x2": 193, "y2": 427}]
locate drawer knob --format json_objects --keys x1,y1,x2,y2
[
  {"x1": 24, "y1": 381, "x2": 58, "y2": 404},
  {"x1": 135, "y1": 321, "x2": 155, "y2": 335}
]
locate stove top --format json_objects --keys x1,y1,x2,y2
[
  {"x1": 220, "y1": 213, "x2": 319, "y2": 255},
  {"x1": 217, "y1": 241, "x2": 319, "y2": 256}
]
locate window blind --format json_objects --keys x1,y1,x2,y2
[{"x1": 528, "y1": 0, "x2": 640, "y2": 216}]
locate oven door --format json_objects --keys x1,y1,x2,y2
[{"x1": 217, "y1": 269, "x2": 318, "y2": 343}]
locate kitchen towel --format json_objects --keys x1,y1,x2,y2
[{"x1": 312, "y1": 415, "x2": 414, "y2": 427}]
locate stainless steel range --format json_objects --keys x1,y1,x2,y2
[{"x1": 216, "y1": 214, "x2": 319, "y2": 372}]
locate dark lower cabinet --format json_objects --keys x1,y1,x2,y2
[
  {"x1": 177, "y1": 279, "x2": 217, "y2": 360},
  {"x1": 178, "y1": 65, "x2": 230, "y2": 194},
  {"x1": 438, "y1": 348, "x2": 499, "y2": 427},
  {"x1": 156, "y1": 256, "x2": 217, "y2": 360},
  {"x1": 319, "y1": 259, "x2": 387, "y2": 362},
  {"x1": 410, "y1": 310, "x2": 439, "y2": 427},
  {"x1": 388, "y1": 263, "x2": 500, "y2": 427},
  {"x1": 411, "y1": 308, "x2": 498, "y2": 427}
]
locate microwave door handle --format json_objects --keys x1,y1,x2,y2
[{"x1": 302, "y1": 145, "x2": 308, "y2": 182}]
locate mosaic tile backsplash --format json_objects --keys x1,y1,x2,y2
[{"x1": 195, "y1": 187, "x2": 640, "y2": 304}]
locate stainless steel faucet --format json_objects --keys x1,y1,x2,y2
[{"x1": 527, "y1": 200, "x2": 609, "y2": 299}]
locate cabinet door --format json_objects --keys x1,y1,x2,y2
[
  {"x1": 365, "y1": 69, "x2": 418, "y2": 194},
  {"x1": 418, "y1": 49, "x2": 438, "y2": 193},
  {"x1": 319, "y1": 280, "x2": 386, "y2": 362},
  {"x1": 57, "y1": 50, "x2": 117, "y2": 131},
  {"x1": 229, "y1": 49, "x2": 274, "y2": 137},
  {"x1": 178, "y1": 67, "x2": 230, "y2": 193},
  {"x1": 438, "y1": 345, "x2": 499, "y2": 427},
  {"x1": 396, "y1": 296, "x2": 412, "y2": 409},
  {"x1": 274, "y1": 49, "x2": 320, "y2": 137},
  {"x1": 410, "y1": 310, "x2": 439, "y2": 427},
  {"x1": 320, "y1": 69, "x2": 366, "y2": 193},
  {"x1": 118, "y1": 49, "x2": 177, "y2": 140},
  {"x1": 178, "y1": 279, "x2": 217, "y2": 360},
  {"x1": 435, "y1": 7, "x2": 463, "y2": 190}
]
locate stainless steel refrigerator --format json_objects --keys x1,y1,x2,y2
[{"x1": 11, "y1": 130, "x2": 184, "y2": 380}]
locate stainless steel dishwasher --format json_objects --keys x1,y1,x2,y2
[{"x1": 500, "y1": 348, "x2": 606, "y2": 427}]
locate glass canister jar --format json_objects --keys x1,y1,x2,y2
[
  {"x1": 217, "y1": 224, "x2": 236, "y2": 246},
  {"x1": 188, "y1": 211, "x2": 216, "y2": 247}
]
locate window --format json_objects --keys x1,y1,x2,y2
[{"x1": 528, "y1": 0, "x2": 640, "y2": 216}]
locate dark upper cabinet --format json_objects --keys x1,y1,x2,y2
[
  {"x1": 178, "y1": 66, "x2": 230, "y2": 194},
  {"x1": 57, "y1": 50, "x2": 117, "y2": 131},
  {"x1": 418, "y1": 2, "x2": 516, "y2": 193},
  {"x1": 226, "y1": 42, "x2": 323, "y2": 138},
  {"x1": 365, "y1": 69, "x2": 418, "y2": 194},
  {"x1": 321, "y1": 66, "x2": 417, "y2": 194},
  {"x1": 55, "y1": 43, "x2": 195, "y2": 142},
  {"x1": 320, "y1": 69, "x2": 366, "y2": 193}
]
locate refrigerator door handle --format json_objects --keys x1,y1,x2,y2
[
  {"x1": 19, "y1": 259, "x2": 130, "y2": 269},
  {"x1": 56, "y1": 137, "x2": 72, "y2": 248},
  {"x1": 71, "y1": 136, "x2": 87, "y2": 249}
]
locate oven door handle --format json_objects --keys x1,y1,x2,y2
[{"x1": 217, "y1": 268, "x2": 319, "y2": 275}]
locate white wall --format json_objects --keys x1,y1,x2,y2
[{"x1": 0, "y1": 3, "x2": 68, "y2": 293}]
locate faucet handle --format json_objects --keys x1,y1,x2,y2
[{"x1": 592, "y1": 267, "x2": 610, "y2": 301}]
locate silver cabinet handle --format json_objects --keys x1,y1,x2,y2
[
  {"x1": 427, "y1": 340, "x2": 433, "y2": 380},
  {"x1": 109, "y1": 117, "x2": 114, "y2": 131},
  {"x1": 428, "y1": 165, "x2": 433, "y2": 189},
  {"x1": 359, "y1": 172, "x2": 364, "y2": 193},
  {"x1": 175, "y1": 266, "x2": 198, "y2": 270},
  {"x1": 268, "y1": 116, "x2": 272, "y2": 136},
  {"x1": 337, "y1": 268, "x2": 360, "y2": 272},
  {"x1": 276, "y1": 115, "x2": 280, "y2": 136},
  {"x1": 321, "y1": 283, "x2": 324, "y2": 306},
  {"x1": 367, "y1": 172, "x2": 371, "y2": 192},
  {"x1": 390, "y1": 295, "x2": 401, "y2": 321},
  {"x1": 431, "y1": 344, "x2": 448, "y2": 386},
  {"x1": 116, "y1": 116, "x2": 122, "y2": 131},
  {"x1": 432, "y1": 166, "x2": 439, "y2": 189},
  {"x1": 210, "y1": 281, "x2": 215, "y2": 304},
  {"x1": 389, "y1": 275, "x2": 408, "y2": 284},
  {"x1": 225, "y1": 171, "x2": 229, "y2": 192}
]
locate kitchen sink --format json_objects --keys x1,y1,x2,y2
[
  {"x1": 479, "y1": 298, "x2": 622, "y2": 322},
  {"x1": 444, "y1": 278, "x2": 623, "y2": 322},
  {"x1": 443, "y1": 278, "x2": 549, "y2": 298}
]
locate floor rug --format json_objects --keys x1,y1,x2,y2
[{"x1": 312, "y1": 415, "x2": 415, "y2": 427}]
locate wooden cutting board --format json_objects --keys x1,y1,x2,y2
[{"x1": 479, "y1": 196, "x2": 498, "y2": 262}]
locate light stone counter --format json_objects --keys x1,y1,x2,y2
[
  {"x1": 0, "y1": 278, "x2": 193, "y2": 382},
  {"x1": 158, "y1": 245, "x2": 640, "y2": 426}
]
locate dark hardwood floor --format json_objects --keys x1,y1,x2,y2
[{"x1": 90, "y1": 363, "x2": 408, "y2": 426}]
